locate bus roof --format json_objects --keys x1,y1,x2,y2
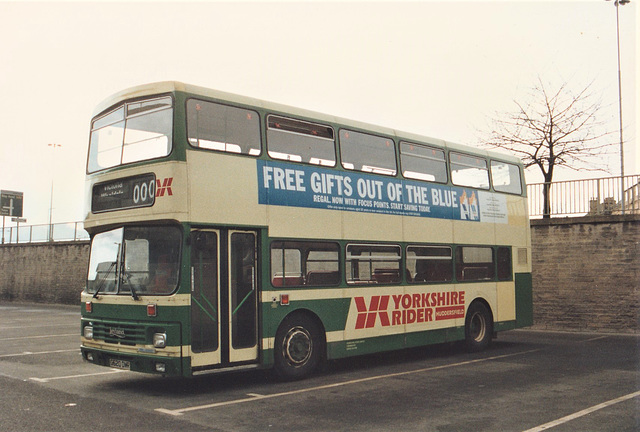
[{"x1": 93, "y1": 81, "x2": 522, "y2": 165}]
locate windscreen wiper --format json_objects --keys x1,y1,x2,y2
[
  {"x1": 122, "y1": 271, "x2": 140, "y2": 301},
  {"x1": 92, "y1": 261, "x2": 116, "y2": 299},
  {"x1": 119, "y1": 243, "x2": 139, "y2": 301}
]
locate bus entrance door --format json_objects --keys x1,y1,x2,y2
[
  {"x1": 227, "y1": 230, "x2": 258, "y2": 363},
  {"x1": 190, "y1": 229, "x2": 258, "y2": 369}
]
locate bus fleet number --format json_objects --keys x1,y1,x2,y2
[{"x1": 133, "y1": 180, "x2": 155, "y2": 204}]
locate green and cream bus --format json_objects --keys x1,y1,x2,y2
[{"x1": 80, "y1": 82, "x2": 532, "y2": 380}]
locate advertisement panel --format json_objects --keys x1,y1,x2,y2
[{"x1": 257, "y1": 160, "x2": 507, "y2": 223}]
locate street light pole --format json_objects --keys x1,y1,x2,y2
[
  {"x1": 608, "y1": 0, "x2": 630, "y2": 213},
  {"x1": 48, "y1": 143, "x2": 62, "y2": 241}
]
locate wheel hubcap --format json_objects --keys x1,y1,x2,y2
[
  {"x1": 282, "y1": 326, "x2": 312, "y2": 366},
  {"x1": 470, "y1": 312, "x2": 486, "y2": 342}
]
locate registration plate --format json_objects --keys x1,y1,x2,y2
[{"x1": 109, "y1": 358, "x2": 130, "y2": 370}]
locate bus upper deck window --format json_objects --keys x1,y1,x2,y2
[
  {"x1": 187, "y1": 99, "x2": 261, "y2": 156},
  {"x1": 340, "y1": 130, "x2": 397, "y2": 176},
  {"x1": 400, "y1": 142, "x2": 447, "y2": 183},
  {"x1": 88, "y1": 96, "x2": 173, "y2": 173},
  {"x1": 491, "y1": 160, "x2": 523, "y2": 195},
  {"x1": 449, "y1": 153, "x2": 489, "y2": 189},
  {"x1": 267, "y1": 116, "x2": 336, "y2": 166}
]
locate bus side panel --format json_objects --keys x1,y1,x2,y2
[
  {"x1": 495, "y1": 195, "x2": 530, "y2": 249},
  {"x1": 326, "y1": 327, "x2": 463, "y2": 360},
  {"x1": 515, "y1": 272, "x2": 533, "y2": 328},
  {"x1": 260, "y1": 297, "x2": 352, "y2": 365},
  {"x1": 188, "y1": 153, "x2": 267, "y2": 227},
  {"x1": 496, "y1": 281, "x2": 516, "y2": 323}
]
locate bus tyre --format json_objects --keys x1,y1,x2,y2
[
  {"x1": 274, "y1": 313, "x2": 323, "y2": 381},
  {"x1": 464, "y1": 302, "x2": 493, "y2": 352}
]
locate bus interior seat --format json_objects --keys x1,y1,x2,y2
[
  {"x1": 272, "y1": 275, "x2": 304, "y2": 287},
  {"x1": 372, "y1": 268, "x2": 400, "y2": 284},
  {"x1": 306, "y1": 271, "x2": 340, "y2": 286}
]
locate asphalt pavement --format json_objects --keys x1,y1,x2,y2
[{"x1": 0, "y1": 302, "x2": 638, "y2": 432}]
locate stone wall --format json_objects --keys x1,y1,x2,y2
[
  {"x1": 531, "y1": 215, "x2": 640, "y2": 334},
  {"x1": 1, "y1": 215, "x2": 638, "y2": 332},
  {"x1": 0, "y1": 241, "x2": 89, "y2": 305}
]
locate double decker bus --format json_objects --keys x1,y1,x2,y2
[{"x1": 80, "y1": 82, "x2": 532, "y2": 380}]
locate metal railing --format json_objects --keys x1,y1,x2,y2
[
  {"x1": 1, "y1": 221, "x2": 89, "y2": 244},
  {"x1": 528, "y1": 174, "x2": 640, "y2": 218}
]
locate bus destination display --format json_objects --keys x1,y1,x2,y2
[{"x1": 92, "y1": 173, "x2": 156, "y2": 213}]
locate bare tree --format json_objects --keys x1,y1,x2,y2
[{"x1": 484, "y1": 78, "x2": 615, "y2": 218}]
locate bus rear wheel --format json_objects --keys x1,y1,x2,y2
[
  {"x1": 465, "y1": 301, "x2": 493, "y2": 352},
  {"x1": 274, "y1": 313, "x2": 323, "y2": 380}
]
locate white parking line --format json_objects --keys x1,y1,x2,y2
[
  {"x1": 522, "y1": 390, "x2": 640, "y2": 432},
  {"x1": 0, "y1": 333, "x2": 77, "y2": 341},
  {"x1": 0, "y1": 323, "x2": 78, "y2": 330},
  {"x1": 0, "y1": 348, "x2": 79, "y2": 358},
  {"x1": 156, "y1": 348, "x2": 541, "y2": 416},
  {"x1": 30, "y1": 369, "x2": 128, "y2": 383},
  {"x1": 582, "y1": 335, "x2": 609, "y2": 343}
]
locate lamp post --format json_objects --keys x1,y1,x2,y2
[
  {"x1": 607, "y1": 0, "x2": 630, "y2": 213},
  {"x1": 48, "y1": 143, "x2": 62, "y2": 241}
]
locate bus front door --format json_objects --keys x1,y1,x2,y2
[{"x1": 190, "y1": 229, "x2": 258, "y2": 369}]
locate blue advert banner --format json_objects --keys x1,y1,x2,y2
[{"x1": 257, "y1": 160, "x2": 492, "y2": 222}]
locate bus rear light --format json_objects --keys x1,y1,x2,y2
[
  {"x1": 85, "y1": 302, "x2": 92, "y2": 313},
  {"x1": 280, "y1": 294, "x2": 290, "y2": 306},
  {"x1": 147, "y1": 304, "x2": 157, "y2": 317}
]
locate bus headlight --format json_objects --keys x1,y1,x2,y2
[
  {"x1": 84, "y1": 325, "x2": 94, "y2": 339},
  {"x1": 153, "y1": 333, "x2": 166, "y2": 348}
]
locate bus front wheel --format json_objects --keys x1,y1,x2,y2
[
  {"x1": 274, "y1": 313, "x2": 323, "y2": 380},
  {"x1": 464, "y1": 301, "x2": 493, "y2": 352}
]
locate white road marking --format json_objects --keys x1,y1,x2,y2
[
  {"x1": 156, "y1": 349, "x2": 541, "y2": 416},
  {"x1": 30, "y1": 369, "x2": 128, "y2": 383},
  {"x1": 522, "y1": 390, "x2": 640, "y2": 432},
  {"x1": 582, "y1": 335, "x2": 609, "y2": 343},
  {"x1": 0, "y1": 348, "x2": 79, "y2": 358},
  {"x1": 0, "y1": 333, "x2": 77, "y2": 341},
  {"x1": 0, "y1": 323, "x2": 78, "y2": 330}
]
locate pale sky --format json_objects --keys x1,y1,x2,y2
[{"x1": 0, "y1": 0, "x2": 637, "y2": 226}]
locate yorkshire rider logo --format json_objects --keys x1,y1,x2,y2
[
  {"x1": 156, "y1": 178, "x2": 173, "y2": 197},
  {"x1": 353, "y1": 291, "x2": 466, "y2": 330},
  {"x1": 355, "y1": 296, "x2": 390, "y2": 329}
]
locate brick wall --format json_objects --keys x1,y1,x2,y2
[
  {"x1": 1, "y1": 216, "x2": 638, "y2": 332},
  {"x1": 531, "y1": 215, "x2": 640, "y2": 334},
  {"x1": 0, "y1": 241, "x2": 89, "y2": 305}
]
